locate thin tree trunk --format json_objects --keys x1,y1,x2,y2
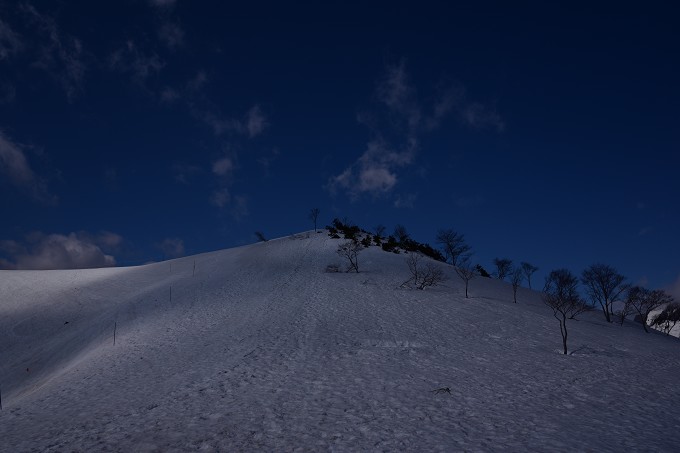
[
  {"x1": 559, "y1": 314, "x2": 568, "y2": 355},
  {"x1": 601, "y1": 304, "x2": 611, "y2": 323}
]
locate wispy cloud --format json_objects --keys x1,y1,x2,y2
[
  {"x1": 21, "y1": 3, "x2": 86, "y2": 101},
  {"x1": 109, "y1": 40, "x2": 165, "y2": 84},
  {"x1": 211, "y1": 188, "x2": 230, "y2": 208},
  {"x1": 0, "y1": 18, "x2": 23, "y2": 60},
  {"x1": 330, "y1": 60, "x2": 504, "y2": 200},
  {"x1": 377, "y1": 61, "x2": 422, "y2": 133},
  {"x1": 329, "y1": 61, "x2": 430, "y2": 199},
  {"x1": 172, "y1": 163, "x2": 202, "y2": 184},
  {"x1": 0, "y1": 231, "x2": 119, "y2": 270},
  {"x1": 461, "y1": 102, "x2": 505, "y2": 132},
  {"x1": 212, "y1": 156, "x2": 234, "y2": 176},
  {"x1": 245, "y1": 105, "x2": 268, "y2": 138},
  {"x1": 257, "y1": 148, "x2": 280, "y2": 176},
  {"x1": 394, "y1": 193, "x2": 417, "y2": 209},
  {"x1": 201, "y1": 104, "x2": 269, "y2": 138},
  {"x1": 160, "y1": 72, "x2": 269, "y2": 217},
  {"x1": 0, "y1": 131, "x2": 54, "y2": 203},
  {"x1": 329, "y1": 137, "x2": 416, "y2": 198},
  {"x1": 231, "y1": 195, "x2": 249, "y2": 220},
  {"x1": 149, "y1": 0, "x2": 177, "y2": 8},
  {"x1": 638, "y1": 226, "x2": 653, "y2": 236},
  {"x1": 157, "y1": 21, "x2": 185, "y2": 50},
  {"x1": 157, "y1": 237, "x2": 185, "y2": 258}
]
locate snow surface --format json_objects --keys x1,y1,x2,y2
[{"x1": 1, "y1": 231, "x2": 679, "y2": 451}]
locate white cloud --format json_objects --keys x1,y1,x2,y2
[
  {"x1": 330, "y1": 61, "x2": 505, "y2": 201},
  {"x1": 329, "y1": 136, "x2": 416, "y2": 198},
  {"x1": 212, "y1": 157, "x2": 234, "y2": 176},
  {"x1": 246, "y1": 105, "x2": 268, "y2": 138},
  {"x1": 0, "y1": 232, "x2": 117, "y2": 270},
  {"x1": 158, "y1": 237, "x2": 185, "y2": 258},
  {"x1": 358, "y1": 166, "x2": 397, "y2": 193},
  {"x1": 0, "y1": 131, "x2": 53, "y2": 202},
  {"x1": 96, "y1": 231, "x2": 124, "y2": 250},
  {"x1": 328, "y1": 63, "x2": 425, "y2": 199}
]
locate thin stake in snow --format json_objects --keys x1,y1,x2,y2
[
  {"x1": 113, "y1": 322, "x2": 117, "y2": 346},
  {"x1": 431, "y1": 387, "x2": 451, "y2": 395},
  {"x1": 193, "y1": 260, "x2": 196, "y2": 277},
  {"x1": 1, "y1": 384, "x2": 3, "y2": 410}
]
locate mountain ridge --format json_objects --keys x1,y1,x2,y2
[{"x1": 1, "y1": 231, "x2": 679, "y2": 451}]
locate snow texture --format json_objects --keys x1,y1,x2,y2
[{"x1": 1, "y1": 231, "x2": 679, "y2": 451}]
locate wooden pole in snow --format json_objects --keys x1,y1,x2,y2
[
  {"x1": 113, "y1": 322, "x2": 117, "y2": 346},
  {"x1": 193, "y1": 260, "x2": 196, "y2": 277}
]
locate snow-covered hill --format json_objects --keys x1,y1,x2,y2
[{"x1": 1, "y1": 231, "x2": 679, "y2": 451}]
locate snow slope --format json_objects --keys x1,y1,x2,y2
[{"x1": 1, "y1": 231, "x2": 679, "y2": 451}]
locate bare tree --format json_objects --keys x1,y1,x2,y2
[
  {"x1": 510, "y1": 267, "x2": 523, "y2": 303},
  {"x1": 618, "y1": 300, "x2": 635, "y2": 326},
  {"x1": 435, "y1": 229, "x2": 471, "y2": 266},
  {"x1": 393, "y1": 224, "x2": 410, "y2": 243},
  {"x1": 309, "y1": 208, "x2": 320, "y2": 232},
  {"x1": 650, "y1": 302, "x2": 680, "y2": 335},
  {"x1": 493, "y1": 258, "x2": 513, "y2": 281},
  {"x1": 454, "y1": 258, "x2": 476, "y2": 299},
  {"x1": 543, "y1": 269, "x2": 588, "y2": 355},
  {"x1": 520, "y1": 262, "x2": 539, "y2": 289},
  {"x1": 581, "y1": 263, "x2": 629, "y2": 323},
  {"x1": 402, "y1": 253, "x2": 446, "y2": 290},
  {"x1": 374, "y1": 224, "x2": 386, "y2": 238},
  {"x1": 625, "y1": 286, "x2": 674, "y2": 333},
  {"x1": 336, "y1": 239, "x2": 363, "y2": 273}
]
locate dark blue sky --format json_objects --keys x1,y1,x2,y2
[{"x1": 1, "y1": 1, "x2": 678, "y2": 296}]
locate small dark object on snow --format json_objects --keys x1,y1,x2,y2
[
  {"x1": 64, "y1": 321, "x2": 69, "y2": 325},
  {"x1": 431, "y1": 387, "x2": 451, "y2": 395}
]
